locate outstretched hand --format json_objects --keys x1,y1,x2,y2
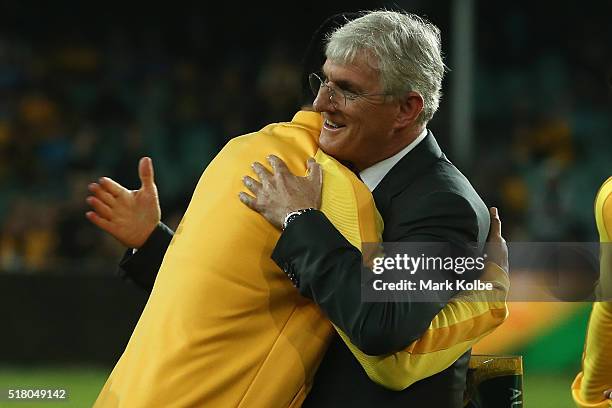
[{"x1": 86, "y1": 157, "x2": 161, "y2": 248}]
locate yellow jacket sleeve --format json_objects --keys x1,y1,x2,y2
[
  {"x1": 573, "y1": 177, "x2": 612, "y2": 408},
  {"x1": 336, "y1": 262, "x2": 509, "y2": 390}
]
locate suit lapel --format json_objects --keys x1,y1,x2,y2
[{"x1": 372, "y1": 131, "x2": 446, "y2": 219}]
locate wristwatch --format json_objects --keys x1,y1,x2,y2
[{"x1": 282, "y1": 208, "x2": 317, "y2": 230}]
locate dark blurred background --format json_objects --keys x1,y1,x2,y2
[
  {"x1": 0, "y1": 1, "x2": 610, "y2": 406},
  {"x1": 1, "y1": 0, "x2": 610, "y2": 274}
]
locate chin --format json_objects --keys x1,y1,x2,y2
[
  {"x1": 319, "y1": 139, "x2": 356, "y2": 164},
  {"x1": 318, "y1": 133, "x2": 343, "y2": 157}
]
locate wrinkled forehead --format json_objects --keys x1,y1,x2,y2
[
  {"x1": 323, "y1": 47, "x2": 381, "y2": 72},
  {"x1": 321, "y1": 54, "x2": 382, "y2": 91}
]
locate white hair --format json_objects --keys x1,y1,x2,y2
[{"x1": 325, "y1": 10, "x2": 446, "y2": 123}]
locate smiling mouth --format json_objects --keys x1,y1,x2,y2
[{"x1": 323, "y1": 119, "x2": 346, "y2": 131}]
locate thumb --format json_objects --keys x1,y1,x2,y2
[
  {"x1": 307, "y1": 158, "x2": 322, "y2": 183},
  {"x1": 139, "y1": 157, "x2": 156, "y2": 191},
  {"x1": 488, "y1": 207, "x2": 501, "y2": 239}
]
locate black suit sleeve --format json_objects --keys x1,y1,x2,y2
[
  {"x1": 117, "y1": 222, "x2": 175, "y2": 292},
  {"x1": 271, "y1": 191, "x2": 480, "y2": 355}
]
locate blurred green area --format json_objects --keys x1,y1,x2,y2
[
  {"x1": 0, "y1": 366, "x2": 581, "y2": 407},
  {"x1": 524, "y1": 372, "x2": 578, "y2": 408},
  {"x1": 518, "y1": 304, "x2": 589, "y2": 374}
]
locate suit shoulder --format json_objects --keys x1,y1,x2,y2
[
  {"x1": 391, "y1": 160, "x2": 490, "y2": 244},
  {"x1": 404, "y1": 159, "x2": 487, "y2": 216}
]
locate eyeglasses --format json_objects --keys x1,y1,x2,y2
[{"x1": 308, "y1": 72, "x2": 392, "y2": 108}]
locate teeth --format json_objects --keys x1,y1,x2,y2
[{"x1": 326, "y1": 120, "x2": 342, "y2": 129}]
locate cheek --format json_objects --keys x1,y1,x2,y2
[
  {"x1": 364, "y1": 111, "x2": 395, "y2": 139},
  {"x1": 354, "y1": 119, "x2": 382, "y2": 146}
]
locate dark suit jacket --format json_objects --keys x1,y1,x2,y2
[{"x1": 119, "y1": 131, "x2": 489, "y2": 408}]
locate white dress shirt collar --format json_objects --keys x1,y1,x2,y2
[{"x1": 359, "y1": 128, "x2": 428, "y2": 192}]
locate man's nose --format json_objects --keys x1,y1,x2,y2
[{"x1": 312, "y1": 88, "x2": 336, "y2": 113}]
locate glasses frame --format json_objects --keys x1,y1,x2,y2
[{"x1": 308, "y1": 72, "x2": 393, "y2": 108}]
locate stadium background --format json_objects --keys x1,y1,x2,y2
[{"x1": 0, "y1": 0, "x2": 610, "y2": 406}]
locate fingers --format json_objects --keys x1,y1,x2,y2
[
  {"x1": 85, "y1": 210, "x2": 113, "y2": 233},
  {"x1": 98, "y1": 177, "x2": 127, "y2": 197},
  {"x1": 264, "y1": 155, "x2": 321, "y2": 181},
  {"x1": 488, "y1": 207, "x2": 502, "y2": 241},
  {"x1": 604, "y1": 389, "x2": 612, "y2": 399},
  {"x1": 267, "y1": 155, "x2": 289, "y2": 174},
  {"x1": 242, "y1": 176, "x2": 262, "y2": 196},
  {"x1": 88, "y1": 183, "x2": 115, "y2": 207},
  {"x1": 86, "y1": 196, "x2": 113, "y2": 220},
  {"x1": 243, "y1": 160, "x2": 273, "y2": 212},
  {"x1": 139, "y1": 156, "x2": 156, "y2": 191},
  {"x1": 238, "y1": 192, "x2": 258, "y2": 210},
  {"x1": 307, "y1": 158, "x2": 322, "y2": 183},
  {"x1": 252, "y1": 161, "x2": 273, "y2": 184}
]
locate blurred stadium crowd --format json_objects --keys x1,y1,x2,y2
[
  {"x1": 470, "y1": 2, "x2": 611, "y2": 242},
  {"x1": 0, "y1": 2, "x2": 610, "y2": 273}
]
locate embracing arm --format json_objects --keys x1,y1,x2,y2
[
  {"x1": 271, "y1": 191, "x2": 484, "y2": 355},
  {"x1": 336, "y1": 261, "x2": 508, "y2": 390},
  {"x1": 333, "y1": 207, "x2": 508, "y2": 390},
  {"x1": 274, "y1": 201, "x2": 507, "y2": 390}
]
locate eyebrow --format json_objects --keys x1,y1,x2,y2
[
  {"x1": 321, "y1": 68, "x2": 363, "y2": 93},
  {"x1": 334, "y1": 79, "x2": 362, "y2": 93}
]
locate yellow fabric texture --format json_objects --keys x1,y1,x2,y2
[
  {"x1": 573, "y1": 177, "x2": 612, "y2": 408},
  {"x1": 95, "y1": 111, "x2": 508, "y2": 407}
]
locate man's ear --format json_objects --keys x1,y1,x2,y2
[{"x1": 395, "y1": 91, "x2": 424, "y2": 128}]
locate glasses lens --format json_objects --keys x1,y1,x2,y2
[{"x1": 308, "y1": 73, "x2": 323, "y2": 97}]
